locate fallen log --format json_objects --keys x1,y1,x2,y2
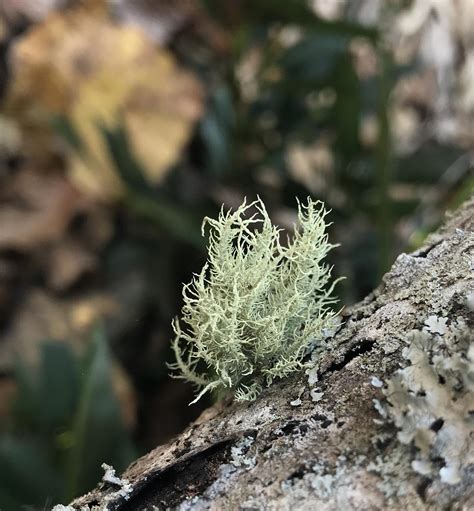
[{"x1": 70, "y1": 197, "x2": 474, "y2": 510}]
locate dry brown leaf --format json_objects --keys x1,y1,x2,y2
[
  {"x1": 0, "y1": 288, "x2": 120, "y2": 370},
  {"x1": 46, "y1": 238, "x2": 97, "y2": 291},
  {"x1": 0, "y1": 115, "x2": 22, "y2": 158},
  {"x1": 286, "y1": 141, "x2": 334, "y2": 195},
  {"x1": 0, "y1": 161, "x2": 113, "y2": 293},
  {"x1": 0, "y1": 256, "x2": 20, "y2": 314},
  {"x1": 110, "y1": 0, "x2": 230, "y2": 52},
  {"x1": 0, "y1": 17, "x2": 7, "y2": 42},
  {"x1": 69, "y1": 294, "x2": 120, "y2": 331},
  {"x1": 0, "y1": 377, "x2": 16, "y2": 422},
  {"x1": 0, "y1": 168, "x2": 82, "y2": 250},
  {"x1": 0, "y1": 289, "x2": 77, "y2": 371},
  {"x1": 6, "y1": 1, "x2": 110, "y2": 112},
  {"x1": 7, "y1": 2, "x2": 205, "y2": 200},
  {"x1": 111, "y1": 362, "x2": 137, "y2": 431},
  {"x1": 0, "y1": 0, "x2": 68, "y2": 24}
]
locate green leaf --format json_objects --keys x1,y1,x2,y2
[
  {"x1": 332, "y1": 53, "x2": 361, "y2": 162},
  {"x1": 12, "y1": 357, "x2": 41, "y2": 432},
  {"x1": 2, "y1": 335, "x2": 135, "y2": 505},
  {"x1": 235, "y1": 0, "x2": 378, "y2": 40},
  {"x1": 66, "y1": 325, "x2": 135, "y2": 499},
  {"x1": 281, "y1": 33, "x2": 349, "y2": 84},
  {"x1": 126, "y1": 193, "x2": 204, "y2": 249},
  {"x1": 200, "y1": 86, "x2": 235, "y2": 175},
  {"x1": 38, "y1": 342, "x2": 79, "y2": 430},
  {"x1": 101, "y1": 124, "x2": 203, "y2": 248},
  {"x1": 0, "y1": 436, "x2": 62, "y2": 509},
  {"x1": 101, "y1": 123, "x2": 149, "y2": 193},
  {"x1": 51, "y1": 115, "x2": 84, "y2": 153}
]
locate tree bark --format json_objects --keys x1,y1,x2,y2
[{"x1": 71, "y1": 198, "x2": 474, "y2": 511}]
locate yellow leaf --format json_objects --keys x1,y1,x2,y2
[{"x1": 6, "y1": 1, "x2": 204, "y2": 200}]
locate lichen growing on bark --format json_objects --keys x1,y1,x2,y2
[
  {"x1": 382, "y1": 316, "x2": 474, "y2": 484},
  {"x1": 169, "y1": 197, "x2": 339, "y2": 402}
]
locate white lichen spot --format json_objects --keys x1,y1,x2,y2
[
  {"x1": 466, "y1": 290, "x2": 474, "y2": 311},
  {"x1": 102, "y1": 463, "x2": 124, "y2": 486},
  {"x1": 372, "y1": 398, "x2": 387, "y2": 418},
  {"x1": 230, "y1": 436, "x2": 256, "y2": 469},
  {"x1": 322, "y1": 319, "x2": 341, "y2": 340},
  {"x1": 101, "y1": 463, "x2": 133, "y2": 500},
  {"x1": 280, "y1": 460, "x2": 341, "y2": 502},
  {"x1": 290, "y1": 387, "x2": 305, "y2": 406},
  {"x1": 440, "y1": 465, "x2": 461, "y2": 485},
  {"x1": 412, "y1": 459, "x2": 432, "y2": 476},
  {"x1": 309, "y1": 473, "x2": 334, "y2": 498},
  {"x1": 310, "y1": 388, "x2": 324, "y2": 402},
  {"x1": 370, "y1": 376, "x2": 383, "y2": 388},
  {"x1": 382, "y1": 339, "x2": 400, "y2": 355},
  {"x1": 52, "y1": 505, "x2": 100, "y2": 511},
  {"x1": 367, "y1": 449, "x2": 413, "y2": 500},
  {"x1": 468, "y1": 343, "x2": 474, "y2": 363},
  {"x1": 52, "y1": 466, "x2": 132, "y2": 510},
  {"x1": 423, "y1": 315, "x2": 448, "y2": 335},
  {"x1": 306, "y1": 366, "x2": 319, "y2": 386},
  {"x1": 370, "y1": 433, "x2": 392, "y2": 448}
]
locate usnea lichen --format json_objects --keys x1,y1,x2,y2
[{"x1": 169, "y1": 197, "x2": 339, "y2": 403}]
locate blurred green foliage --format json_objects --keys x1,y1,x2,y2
[{"x1": 0, "y1": 328, "x2": 135, "y2": 510}]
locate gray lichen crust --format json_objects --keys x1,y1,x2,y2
[
  {"x1": 382, "y1": 316, "x2": 474, "y2": 485},
  {"x1": 169, "y1": 197, "x2": 339, "y2": 402}
]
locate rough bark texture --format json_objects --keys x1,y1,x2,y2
[{"x1": 72, "y1": 198, "x2": 474, "y2": 511}]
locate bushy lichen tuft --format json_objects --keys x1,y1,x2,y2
[{"x1": 169, "y1": 197, "x2": 339, "y2": 403}]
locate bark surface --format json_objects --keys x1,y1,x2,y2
[{"x1": 72, "y1": 198, "x2": 474, "y2": 511}]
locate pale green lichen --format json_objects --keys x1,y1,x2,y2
[{"x1": 169, "y1": 197, "x2": 339, "y2": 403}]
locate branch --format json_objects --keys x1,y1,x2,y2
[{"x1": 71, "y1": 198, "x2": 474, "y2": 510}]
